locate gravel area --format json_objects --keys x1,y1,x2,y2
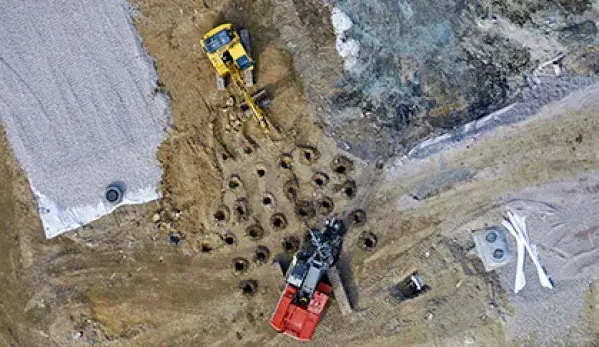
[{"x1": 0, "y1": 0, "x2": 170, "y2": 237}]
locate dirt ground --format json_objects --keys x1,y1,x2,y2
[{"x1": 0, "y1": 1, "x2": 598, "y2": 346}]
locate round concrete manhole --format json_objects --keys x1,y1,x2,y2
[{"x1": 105, "y1": 183, "x2": 124, "y2": 204}]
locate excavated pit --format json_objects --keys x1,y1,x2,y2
[
  {"x1": 316, "y1": 196, "x2": 335, "y2": 215},
  {"x1": 359, "y1": 231, "x2": 378, "y2": 251},
  {"x1": 254, "y1": 246, "x2": 271, "y2": 263},
  {"x1": 214, "y1": 205, "x2": 230, "y2": 223},
  {"x1": 311, "y1": 172, "x2": 329, "y2": 188},
  {"x1": 282, "y1": 235, "x2": 301, "y2": 254},
  {"x1": 295, "y1": 200, "x2": 316, "y2": 220},
  {"x1": 239, "y1": 280, "x2": 258, "y2": 295},
  {"x1": 270, "y1": 213, "x2": 287, "y2": 230},
  {"x1": 298, "y1": 145, "x2": 320, "y2": 165},
  {"x1": 228, "y1": 174, "x2": 243, "y2": 191},
  {"x1": 223, "y1": 232, "x2": 237, "y2": 245},
  {"x1": 331, "y1": 155, "x2": 354, "y2": 175},
  {"x1": 350, "y1": 209, "x2": 367, "y2": 227},
  {"x1": 233, "y1": 257, "x2": 249, "y2": 273},
  {"x1": 246, "y1": 224, "x2": 264, "y2": 241},
  {"x1": 279, "y1": 154, "x2": 293, "y2": 170}
]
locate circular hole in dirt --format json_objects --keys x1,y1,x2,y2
[
  {"x1": 304, "y1": 151, "x2": 312, "y2": 161},
  {"x1": 351, "y1": 209, "x2": 367, "y2": 226},
  {"x1": 254, "y1": 246, "x2": 270, "y2": 263},
  {"x1": 359, "y1": 232, "x2": 378, "y2": 251},
  {"x1": 295, "y1": 201, "x2": 315, "y2": 220},
  {"x1": 331, "y1": 155, "x2": 354, "y2": 175},
  {"x1": 201, "y1": 243, "x2": 213, "y2": 253},
  {"x1": 233, "y1": 257, "x2": 249, "y2": 273},
  {"x1": 243, "y1": 147, "x2": 253, "y2": 155},
  {"x1": 223, "y1": 233, "x2": 237, "y2": 245},
  {"x1": 229, "y1": 175, "x2": 242, "y2": 190},
  {"x1": 311, "y1": 172, "x2": 329, "y2": 188},
  {"x1": 286, "y1": 187, "x2": 296, "y2": 200},
  {"x1": 279, "y1": 154, "x2": 293, "y2": 169},
  {"x1": 341, "y1": 180, "x2": 357, "y2": 199},
  {"x1": 282, "y1": 236, "x2": 300, "y2": 254},
  {"x1": 316, "y1": 197, "x2": 334, "y2": 215},
  {"x1": 263, "y1": 197, "x2": 272, "y2": 205},
  {"x1": 168, "y1": 232, "x2": 183, "y2": 245},
  {"x1": 222, "y1": 153, "x2": 229, "y2": 161},
  {"x1": 335, "y1": 165, "x2": 347, "y2": 174},
  {"x1": 246, "y1": 225, "x2": 264, "y2": 241},
  {"x1": 239, "y1": 280, "x2": 258, "y2": 295},
  {"x1": 214, "y1": 206, "x2": 230, "y2": 222},
  {"x1": 214, "y1": 211, "x2": 225, "y2": 221},
  {"x1": 256, "y1": 167, "x2": 266, "y2": 177},
  {"x1": 270, "y1": 213, "x2": 287, "y2": 230}
]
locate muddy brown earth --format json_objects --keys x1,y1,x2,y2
[{"x1": 1, "y1": 0, "x2": 598, "y2": 346}]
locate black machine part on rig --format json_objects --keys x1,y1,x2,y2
[{"x1": 285, "y1": 217, "x2": 346, "y2": 306}]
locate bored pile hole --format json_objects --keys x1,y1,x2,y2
[
  {"x1": 233, "y1": 199, "x2": 249, "y2": 221},
  {"x1": 233, "y1": 257, "x2": 249, "y2": 272},
  {"x1": 214, "y1": 206, "x2": 230, "y2": 222},
  {"x1": 263, "y1": 197, "x2": 271, "y2": 205},
  {"x1": 341, "y1": 180, "x2": 357, "y2": 199},
  {"x1": 331, "y1": 155, "x2": 354, "y2": 175},
  {"x1": 359, "y1": 232, "x2": 378, "y2": 251},
  {"x1": 317, "y1": 197, "x2": 334, "y2": 215},
  {"x1": 239, "y1": 280, "x2": 258, "y2": 295},
  {"x1": 279, "y1": 154, "x2": 293, "y2": 169},
  {"x1": 256, "y1": 168, "x2": 266, "y2": 177},
  {"x1": 201, "y1": 243, "x2": 213, "y2": 253},
  {"x1": 351, "y1": 209, "x2": 367, "y2": 226},
  {"x1": 284, "y1": 180, "x2": 298, "y2": 201},
  {"x1": 311, "y1": 172, "x2": 329, "y2": 188},
  {"x1": 254, "y1": 246, "x2": 270, "y2": 263},
  {"x1": 229, "y1": 175, "x2": 242, "y2": 190},
  {"x1": 169, "y1": 232, "x2": 183, "y2": 245},
  {"x1": 223, "y1": 233, "x2": 237, "y2": 245},
  {"x1": 295, "y1": 201, "x2": 315, "y2": 220},
  {"x1": 282, "y1": 236, "x2": 300, "y2": 254},
  {"x1": 246, "y1": 225, "x2": 264, "y2": 241},
  {"x1": 270, "y1": 213, "x2": 287, "y2": 230},
  {"x1": 298, "y1": 146, "x2": 320, "y2": 164}
]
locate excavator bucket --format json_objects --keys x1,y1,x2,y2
[{"x1": 241, "y1": 89, "x2": 270, "y2": 112}]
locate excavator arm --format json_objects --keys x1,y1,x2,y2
[{"x1": 225, "y1": 60, "x2": 270, "y2": 134}]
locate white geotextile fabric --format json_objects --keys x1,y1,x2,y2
[{"x1": 0, "y1": 1, "x2": 170, "y2": 238}]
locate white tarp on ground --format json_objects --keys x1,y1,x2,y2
[{"x1": 0, "y1": 1, "x2": 170, "y2": 238}]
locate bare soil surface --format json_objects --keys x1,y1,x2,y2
[{"x1": 0, "y1": 1, "x2": 598, "y2": 347}]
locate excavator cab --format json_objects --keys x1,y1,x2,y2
[
  {"x1": 201, "y1": 24, "x2": 272, "y2": 133},
  {"x1": 270, "y1": 217, "x2": 347, "y2": 341}
]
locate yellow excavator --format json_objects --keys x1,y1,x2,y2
[{"x1": 200, "y1": 24, "x2": 270, "y2": 134}]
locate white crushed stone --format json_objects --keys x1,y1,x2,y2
[
  {"x1": 0, "y1": 0, "x2": 171, "y2": 238},
  {"x1": 331, "y1": 7, "x2": 360, "y2": 70}
]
